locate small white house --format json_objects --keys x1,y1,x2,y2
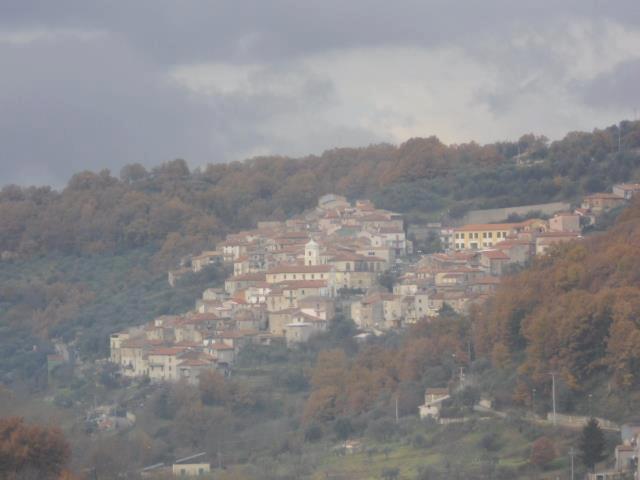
[{"x1": 418, "y1": 388, "x2": 450, "y2": 420}]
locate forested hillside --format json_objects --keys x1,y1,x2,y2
[
  {"x1": 1, "y1": 121, "x2": 640, "y2": 264},
  {"x1": 473, "y1": 195, "x2": 640, "y2": 405},
  {"x1": 1, "y1": 120, "x2": 640, "y2": 388},
  {"x1": 299, "y1": 196, "x2": 640, "y2": 431}
]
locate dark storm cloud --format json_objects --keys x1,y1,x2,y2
[
  {"x1": 0, "y1": 1, "x2": 639, "y2": 186},
  {"x1": 580, "y1": 59, "x2": 640, "y2": 111}
]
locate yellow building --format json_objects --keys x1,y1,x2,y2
[
  {"x1": 452, "y1": 223, "x2": 516, "y2": 250},
  {"x1": 172, "y1": 462, "x2": 210, "y2": 477}
]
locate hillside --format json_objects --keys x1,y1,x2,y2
[
  {"x1": 1, "y1": 121, "x2": 640, "y2": 263},
  {"x1": 1, "y1": 120, "x2": 640, "y2": 390},
  {"x1": 473, "y1": 195, "x2": 640, "y2": 413},
  {"x1": 1, "y1": 126, "x2": 639, "y2": 478}
]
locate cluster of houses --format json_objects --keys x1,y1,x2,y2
[
  {"x1": 577, "y1": 182, "x2": 640, "y2": 226},
  {"x1": 111, "y1": 195, "x2": 412, "y2": 382},
  {"x1": 111, "y1": 184, "x2": 640, "y2": 386},
  {"x1": 353, "y1": 213, "x2": 582, "y2": 327}
]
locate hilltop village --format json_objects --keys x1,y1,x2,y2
[{"x1": 109, "y1": 185, "x2": 640, "y2": 384}]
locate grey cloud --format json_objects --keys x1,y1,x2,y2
[
  {"x1": 0, "y1": 1, "x2": 639, "y2": 186},
  {"x1": 580, "y1": 58, "x2": 640, "y2": 111}
]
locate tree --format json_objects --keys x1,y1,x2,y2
[
  {"x1": 579, "y1": 418, "x2": 606, "y2": 471},
  {"x1": 530, "y1": 437, "x2": 556, "y2": 468},
  {"x1": 199, "y1": 370, "x2": 229, "y2": 406},
  {"x1": 304, "y1": 424, "x2": 323, "y2": 443},
  {"x1": 333, "y1": 417, "x2": 353, "y2": 440},
  {"x1": 0, "y1": 417, "x2": 71, "y2": 479}
]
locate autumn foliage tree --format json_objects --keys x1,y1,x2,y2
[
  {"x1": 0, "y1": 417, "x2": 71, "y2": 479},
  {"x1": 303, "y1": 317, "x2": 471, "y2": 423},
  {"x1": 530, "y1": 437, "x2": 556, "y2": 468}
]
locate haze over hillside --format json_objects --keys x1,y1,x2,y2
[{"x1": 3, "y1": 2, "x2": 640, "y2": 479}]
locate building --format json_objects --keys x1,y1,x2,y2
[
  {"x1": 419, "y1": 388, "x2": 450, "y2": 420},
  {"x1": 172, "y1": 453, "x2": 210, "y2": 477},
  {"x1": 452, "y1": 223, "x2": 518, "y2": 250},
  {"x1": 613, "y1": 183, "x2": 640, "y2": 200},
  {"x1": 191, "y1": 250, "x2": 222, "y2": 272},
  {"x1": 535, "y1": 232, "x2": 580, "y2": 255},
  {"x1": 582, "y1": 193, "x2": 627, "y2": 213},
  {"x1": 549, "y1": 212, "x2": 581, "y2": 233}
]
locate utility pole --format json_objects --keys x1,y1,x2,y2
[
  {"x1": 394, "y1": 394, "x2": 398, "y2": 423},
  {"x1": 569, "y1": 447, "x2": 575, "y2": 480},
  {"x1": 550, "y1": 372, "x2": 557, "y2": 426},
  {"x1": 618, "y1": 124, "x2": 622, "y2": 153},
  {"x1": 532, "y1": 388, "x2": 536, "y2": 414}
]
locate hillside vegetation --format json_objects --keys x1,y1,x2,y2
[
  {"x1": 1, "y1": 121, "x2": 640, "y2": 264},
  {"x1": 474, "y1": 196, "x2": 640, "y2": 405},
  {"x1": 1, "y1": 120, "x2": 640, "y2": 395}
]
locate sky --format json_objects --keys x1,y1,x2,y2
[{"x1": 1, "y1": 1, "x2": 640, "y2": 187}]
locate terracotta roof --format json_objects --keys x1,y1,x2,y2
[
  {"x1": 178, "y1": 358, "x2": 215, "y2": 367},
  {"x1": 454, "y1": 223, "x2": 521, "y2": 232},
  {"x1": 208, "y1": 343, "x2": 235, "y2": 351},
  {"x1": 482, "y1": 250, "x2": 510, "y2": 260},
  {"x1": 536, "y1": 232, "x2": 580, "y2": 238},
  {"x1": 267, "y1": 264, "x2": 332, "y2": 274},
  {"x1": 122, "y1": 338, "x2": 163, "y2": 348}
]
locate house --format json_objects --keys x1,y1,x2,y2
[
  {"x1": 317, "y1": 193, "x2": 350, "y2": 211},
  {"x1": 535, "y1": 232, "x2": 580, "y2": 255},
  {"x1": 284, "y1": 322, "x2": 316, "y2": 345},
  {"x1": 582, "y1": 193, "x2": 627, "y2": 213},
  {"x1": 452, "y1": 223, "x2": 519, "y2": 250},
  {"x1": 265, "y1": 264, "x2": 333, "y2": 285},
  {"x1": 147, "y1": 347, "x2": 188, "y2": 382},
  {"x1": 479, "y1": 250, "x2": 511, "y2": 276},
  {"x1": 168, "y1": 267, "x2": 190, "y2": 287},
  {"x1": 469, "y1": 276, "x2": 501, "y2": 294},
  {"x1": 176, "y1": 357, "x2": 218, "y2": 385},
  {"x1": 172, "y1": 453, "x2": 210, "y2": 477},
  {"x1": 224, "y1": 272, "x2": 267, "y2": 295},
  {"x1": 614, "y1": 444, "x2": 636, "y2": 472},
  {"x1": 494, "y1": 239, "x2": 533, "y2": 265},
  {"x1": 350, "y1": 293, "x2": 384, "y2": 329},
  {"x1": 191, "y1": 250, "x2": 222, "y2": 272},
  {"x1": 549, "y1": 212, "x2": 581, "y2": 233},
  {"x1": 613, "y1": 183, "x2": 640, "y2": 200},
  {"x1": 419, "y1": 388, "x2": 450, "y2": 420}
]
